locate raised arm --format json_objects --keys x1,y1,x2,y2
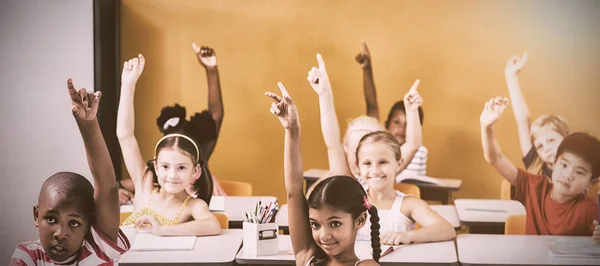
[
  {"x1": 192, "y1": 44, "x2": 223, "y2": 162},
  {"x1": 67, "y1": 78, "x2": 119, "y2": 243},
  {"x1": 355, "y1": 40, "x2": 379, "y2": 120},
  {"x1": 399, "y1": 80, "x2": 423, "y2": 172},
  {"x1": 266, "y1": 83, "x2": 315, "y2": 259},
  {"x1": 480, "y1": 97, "x2": 518, "y2": 184},
  {"x1": 134, "y1": 199, "x2": 221, "y2": 236},
  {"x1": 307, "y1": 54, "x2": 351, "y2": 176},
  {"x1": 116, "y1": 55, "x2": 147, "y2": 192},
  {"x1": 504, "y1": 53, "x2": 532, "y2": 156}
]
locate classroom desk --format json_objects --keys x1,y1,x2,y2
[
  {"x1": 303, "y1": 169, "x2": 462, "y2": 205},
  {"x1": 236, "y1": 234, "x2": 458, "y2": 265},
  {"x1": 276, "y1": 204, "x2": 460, "y2": 233},
  {"x1": 457, "y1": 234, "x2": 600, "y2": 266},
  {"x1": 210, "y1": 196, "x2": 278, "y2": 228},
  {"x1": 454, "y1": 199, "x2": 525, "y2": 234},
  {"x1": 120, "y1": 228, "x2": 243, "y2": 265}
]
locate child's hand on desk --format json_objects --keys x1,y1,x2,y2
[
  {"x1": 355, "y1": 40, "x2": 371, "y2": 70},
  {"x1": 121, "y1": 54, "x2": 145, "y2": 87},
  {"x1": 504, "y1": 53, "x2": 528, "y2": 76},
  {"x1": 380, "y1": 231, "x2": 413, "y2": 245},
  {"x1": 193, "y1": 43, "x2": 217, "y2": 70},
  {"x1": 480, "y1": 97, "x2": 509, "y2": 127},
  {"x1": 593, "y1": 220, "x2": 600, "y2": 244},
  {"x1": 306, "y1": 53, "x2": 332, "y2": 96},
  {"x1": 266, "y1": 82, "x2": 299, "y2": 131},
  {"x1": 134, "y1": 215, "x2": 162, "y2": 235},
  {"x1": 67, "y1": 78, "x2": 101, "y2": 121},
  {"x1": 403, "y1": 79, "x2": 423, "y2": 112}
]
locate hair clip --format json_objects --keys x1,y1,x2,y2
[
  {"x1": 362, "y1": 196, "x2": 372, "y2": 210},
  {"x1": 163, "y1": 117, "x2": 181, "y2": 131}
]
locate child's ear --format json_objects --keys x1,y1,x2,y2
[
  {"x1": 33, "y1": 205, "x2": 39, "y2": 227},
  {"x1": 153, "y1": 160, "x2": 159, "y2": 173},
  {"x1": 356, "y1": 212, "x2": 367, "y2": 229},
  {"x1": 191, "y1": 164, "x2": 202, "y2": 182},
  {"x1": 396, "y1": 158, "x2": 404, "y2": 174}
]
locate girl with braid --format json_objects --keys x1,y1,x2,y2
[{"x1": 266, "y1": 82, "x2": 381, "y2": 265}]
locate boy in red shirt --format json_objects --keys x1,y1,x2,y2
[{"x1": 480, "y1": 97, "x2": 600, "y2": 240}]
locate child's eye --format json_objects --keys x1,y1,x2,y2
[
  {"x1": 69, "y1": 220, "x2": 81, "y2": 227},
  {"x1": 548, "y1": 138, "x2": 555, "y2": 143},
  {"x1": 330, "y1": 221, "x2": 342, "y2": 228},
  {"x1": 46, "y1": 217, "x2": 56, "y2": 224},
  {"x1": 310, "y1": 222, "x2": 320, "y2": 229},
  {"x1": 379, "y1": 160, "x2": 388, "y2": 165},
  {"x1": 362, "y1": 161, "x2": 371, "y2": 166},
  {"x1": 161, "y1": 165, "x2": 169, "y2": 170},
  {"x1": 576, "y1": 171, "x2": 585, "y2": 176},
  {"x1": 178, "y1": 166, "x2": 186, "y2": 170}
]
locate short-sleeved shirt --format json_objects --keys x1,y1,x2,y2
[
  {"x1": 513, "y1": 169, "x2": 597, "y2": 235},
  {"x1": 522, "y1": 147, "x2": 553, "y2": 177},
  {"x1": 10, "y1": 224, "x2": 130, "y2": 265}
]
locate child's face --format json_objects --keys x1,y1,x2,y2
[
  {"x1": 154, "y1": 147, "x2": 200, "y2": 194},
  {"x1": 533, "y1": 126, "x2": 564, "y2": 166},
  {"x1": 387, "y1": 110, "x2": 407, "y2": 145},
  {"x1": 34, "y1": 191, "x2": 90, "y2": 262},
  {"x1": 308, "y1": 205, "x2": 365, "y2": 258},
  {"x1": 357, "y1": 142, "x2": 400, "y2": 191},
  {"x1": 551, "y1": 152, "x2": 593, "y2": 197}
]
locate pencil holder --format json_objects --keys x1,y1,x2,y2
[{"x1": 243, "y1": 221, "x2": 279, "y2": 256}]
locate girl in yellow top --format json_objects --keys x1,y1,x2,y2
[{"x1": 117, "y1": 54, "x2": 220, "y2": 236}]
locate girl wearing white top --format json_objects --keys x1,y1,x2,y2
[{"x1": 356, "y1": 131, "x2": 456, "y2": 245}]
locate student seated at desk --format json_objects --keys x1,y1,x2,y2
[
  {"x1": 480, "y1": 97, "x2": 600, "y2": 238},
  {"x1": 117, "y1": 54, "x2": 220, "y2": 236},
  {"x1": 355, "y1": 40, "x2": 429, "y2": 180},
  {"x1": 266, "y1": 81, "x2": 381, "y2": 265},
  {"x1": 355, "y1": 131, "x2": 456, "y2": 245},
  {"x1": 118, "y1": 44, "x2": 227, "y2": 204},
  {"x1": 11, "y1": 79, "x2": 129, "y2": 265}
]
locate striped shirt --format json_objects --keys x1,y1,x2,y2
[
  {"x1": 404, "y1": 145, "x2": 428, "y2": 175},
  {"x1": 10, "y1": 224, "x2": 130, "y2": 266}
]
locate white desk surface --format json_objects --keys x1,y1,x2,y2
[
  {"x1": 457, "y1": 234, "x2": 600, "y2": 266},
  {"x1": 277, "y1": 204, "x2": 461, "y2": 229},
  {"x1": 303, "y1": 168, "x2": 462, "y2": 190},
  {"x1": 119, "y1": 228, "x2": 243, "y2": 265},
  {"x1": 454, "y1": 199, "x2": 525, "y2": 224},
  {"x1": 236, "y1": 234, "x2": 457, "y2": 265},
  {"x1": 211, "y1": 196, "x2": 278, "y2": 222}
]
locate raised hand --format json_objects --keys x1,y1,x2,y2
[
  {"x1": 265, "y1": 82, "x2": 299, "y2": 130},
  {"x1": 122, "y1": 54, "x2": 146, "y2": 86},
  {"x1": 480, "y1": 97, "x2": 509, "y2": 127},
  {"x1": 505, "y1": 53, "x2": 528, "y2": 76},
  {"x1": 380, "y1": 231, "x2": 412, "y2": 245},
  {"x1": 193, "y1": 43, "x2": 217, "y2": 70},
  {"x1": 355, "y1": 40, "x2": 371, "y2": 69},
  {"x1": 593, "y1": 220, "x2": 600, "y2": 244},
  {"x1": 67, "y1": 78, "x2": 101, "y2": 121},
  {"x1": 403, "y1": 79, "x2": 423, "y2": 112},
  {"x1": 306, "y1": 53, "x2": 332, "y2": 95}
]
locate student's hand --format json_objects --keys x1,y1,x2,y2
[
  {"x1": 480, "y1": 97, "x2": 509, "y2": 127},
  {"x1": 306, "y1": 53, "x2": 332, "y2": 96},
  {"x1": 380, "y1": 231, "x2": 413, "y2": 245},
  {"x1": 119, "y1": 188, "x2": 134, "y2": 205},
  {"x1": 67, "y1": 78, "x2": 101, "y2": 121},
  {"x1": 355, "y1": 40, "x2": 371, "y2": 69},
  {"x1": 593, "y1": 220, "x2": 600, "y2": 244},
  {"x1": 121, "y1": 54, "x2": 145, "y2": 86},
  {"x1": 504, "y1": 53, "x2": 528, "y2": 76},
  {"x1": 403, "y1": 79, "x2": 423, "y2": 112},
  {"x1": 192, "y1": 43, "x2": 217, "y2": 70},
  {"x1": 134, "y1": 215, "x2": 162, "y2": 235},
  {"x1": 265, "y1": 82, "x2": 299, "y2": 130},
  {"x1": 212, "y1": 175, "x2": 227, "y2": 196}
]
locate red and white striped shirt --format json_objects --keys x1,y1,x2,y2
[{"x1": 10, "y1": 224, "x2": 130, "y2": 266}]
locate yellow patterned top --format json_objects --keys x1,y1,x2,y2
[{"x1": 122, "y1": 187, "x2": 191, "y2": 226}]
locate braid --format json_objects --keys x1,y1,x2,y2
[{"x1": 368, "y1": 205, "x2": 381, "y2": 262}]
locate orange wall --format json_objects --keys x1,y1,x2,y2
[{"x1": 120, "y1": 0, "x2": 600, "y2": 203}]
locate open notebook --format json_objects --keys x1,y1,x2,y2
[
  {"x1": 549, "y1": 236, "x2": 600, "y2": 258},
  {"x1": 130, "y1": 232, "x2": 196, "y2": 251},
  {"x1": 380, "y1": 244, "x2": 408, "y2": 257},
  {"x1": 396, "y1": 171, "x2": 441, "y2": 185}
]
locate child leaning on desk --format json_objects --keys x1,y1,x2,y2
[{"x1": 480, "y1": 97, "x2": 600, "y2": 241}]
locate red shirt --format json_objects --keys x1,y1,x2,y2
[{"x1": 513, "y1": 169, "x2": 597, "y2": 235}]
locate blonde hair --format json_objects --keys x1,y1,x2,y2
[
  {"x1": 343, "y1": 116, "x2": 385, "y2": 150},
  {"x1": 528, "y1": 114, "x2": 570, "y2": 174},
  {"x1": 355, "y1": 131, "x2": 402, "y2": 163}
]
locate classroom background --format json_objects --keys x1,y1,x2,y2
[{"x1": 1, "y1": 0, "x2": 600, "y2": 263}]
